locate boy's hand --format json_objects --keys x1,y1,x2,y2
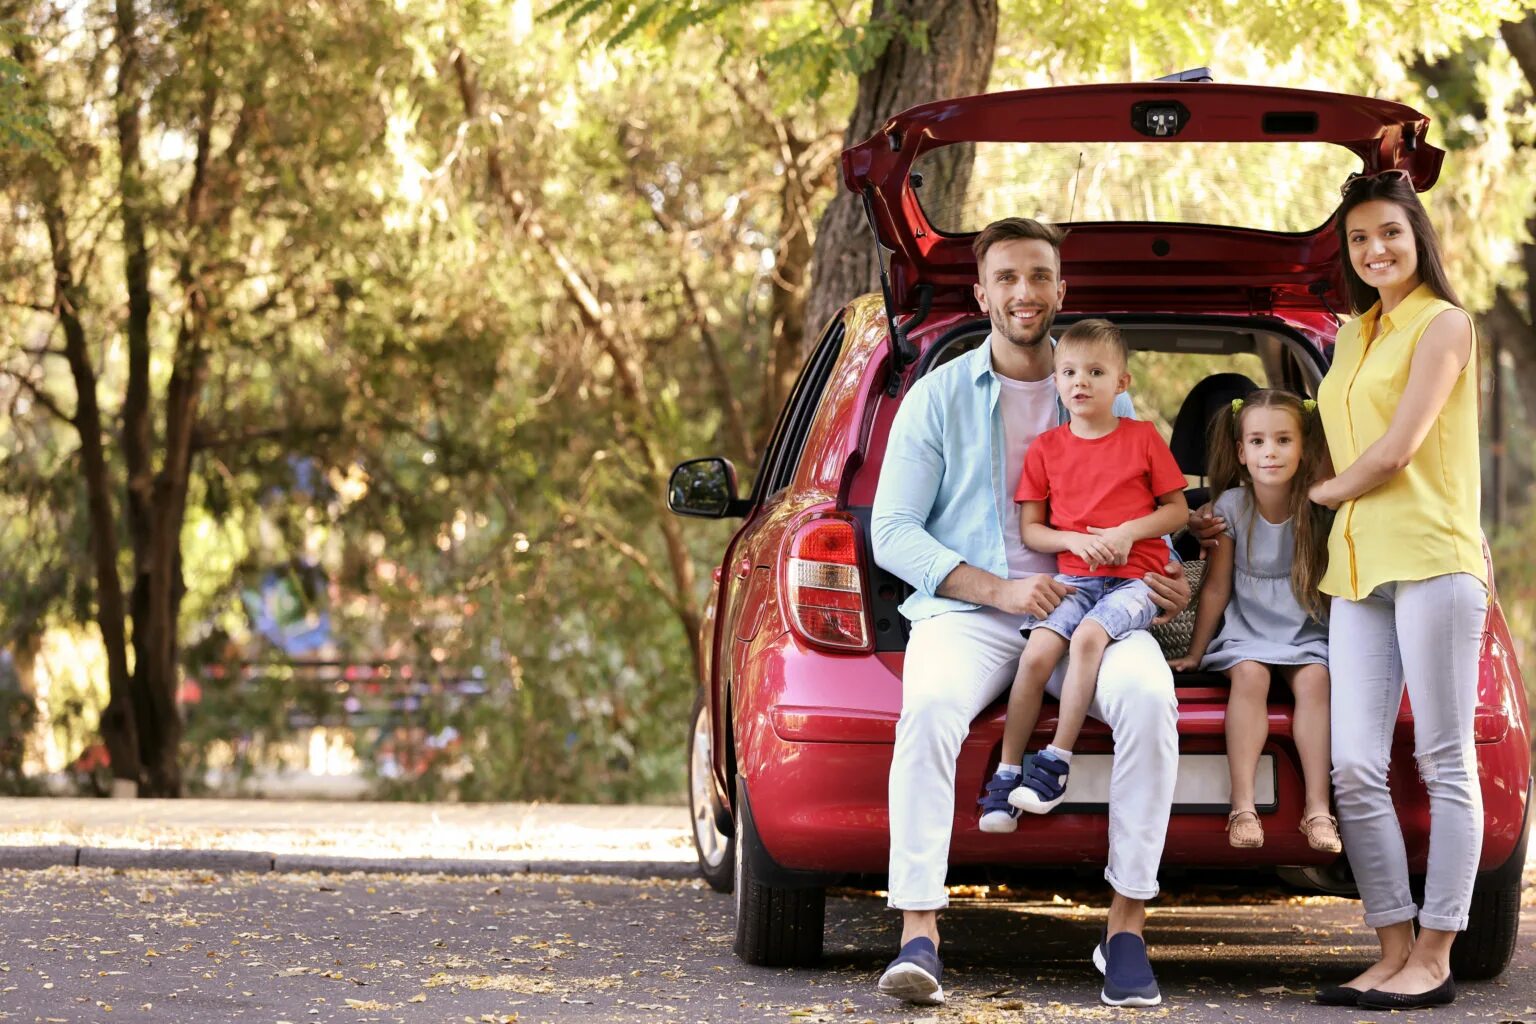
[
  {"x1": 1065, "y1": 533, "x2": 1117, "y2": 570},
  {"x1": 1085, "y1": 525, "x2": 1134, "y2": 565},
  {"x1": 1189, "y1": 504, "x2": 1226, "y2": 555}
]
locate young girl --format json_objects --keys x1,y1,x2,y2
[{"x1": 1169, "y1": 389, "x2": 1338, "y2": 853}]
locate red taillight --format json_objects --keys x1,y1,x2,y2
[{"x1": 784, "y1": 516, "x2": 871, "y2": 651}]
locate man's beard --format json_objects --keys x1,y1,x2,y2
[{"x1": 992, "y1": 303, "x2": 1056, "y2": 349}]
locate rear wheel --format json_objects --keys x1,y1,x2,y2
[
  {"x1": 688, "y1": 694, "x2": 734, "y2": 893},
  {"x1": 1450, "y1": 795, "x2": 1529, "y2": 981},
  {"x1": 1450, "y1": 869, "x2": 1522, "y2": 979},
  {"x1": 733, "y1": 781, "x2": 825, "y2": 966}
]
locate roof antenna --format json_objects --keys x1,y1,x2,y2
[{"x1": 1066, "y1": 149, "x2": 1085, "y2": 224}]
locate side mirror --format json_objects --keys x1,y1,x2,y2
[{"x1": 668, "y1": 457, "x2": 748, "y2": 518}]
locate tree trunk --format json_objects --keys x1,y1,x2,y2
[
  {"x1": 762, "y1": 127, "x2": 817, "y2": 442},
  {"x1": 41, "y1": 195, "x2": 140, "y2": 793},
  {"x1": 803, "y1": 0, "x2": 999, "y2": 345}
]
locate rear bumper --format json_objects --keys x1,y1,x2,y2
[{"x1": 740, "y1": 669, "x2": 1529, "y2": 879}]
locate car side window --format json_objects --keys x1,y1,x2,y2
[{"x1": 752, "y1": 319, "x2": 847, "y2": 502}]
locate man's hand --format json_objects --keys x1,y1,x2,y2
[
  {"x1": 1085, "y1": 525, "x2": 1133, "y2": 566},
  {"x1": 1188, "y1": 503, "x2": 1226, "y2": 556},
  {"x1": 991, "y1": 574, "x2": 1076, "y2": 619},
  {"x1": 1064, "y1": 532, "x2": 1118, "y2": 570},
  {"x1": 1144, "y1": 560, "x2": 1192, "y2": 626},
  {"x1": 1309, "y1": 477, "x2": 1341, "y2": 510}
]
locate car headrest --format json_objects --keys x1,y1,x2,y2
[{"x1": 1168, "y1": 373, "x2": 1261, "y2": 476}]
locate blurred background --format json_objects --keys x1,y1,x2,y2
[{"x1": 1, "y1": 0, "x2": 1535, "y2": 803}]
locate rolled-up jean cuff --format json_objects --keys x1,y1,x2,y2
[
  {"x1": 1418, "y1": 912, "x2": 1469, "y2": 932},
  {"x1": 888, "y1": 894, "x2": 948, "y2": 912},
  {"x1": 1104, "y1": 867, "x2": 1159, "y2": 902},
  {"x1": 1362, "y1": 903, "x2": 1419, "y2": 928}
]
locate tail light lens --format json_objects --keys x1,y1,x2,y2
[{"x1": 783, "y1": 515, "x2": 871, "y2": 652}]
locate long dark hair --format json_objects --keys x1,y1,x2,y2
[
  {"x1": 1206, "y1": 389, "x2": 1332, "y2": 621},
  {"x1": 1334, "y1": 173, "x2": 1462, "y2": 315}
]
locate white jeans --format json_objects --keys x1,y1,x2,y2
[
  {"x1": 887, "y1": 606, "x2": 1179, "y2": 909},
  {"x1": 1329, "y1": 573, "x2": 1486, "y2": 931}
]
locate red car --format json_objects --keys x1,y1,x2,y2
[{"x1": 669, "y1": 80, "x2": 1530, "y2": 978}]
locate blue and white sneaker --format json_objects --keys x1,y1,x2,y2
[
  {"x1": 1008, "y1": 751, "x2": 1070, "y2": 813},
  {"x1": 1092, "y1": 929, "x2": 1162, "y2": 1007},
  {"x1": 977, "y1": 769, "x2": 1023, "y2": 833},
  {"x1": 877, "y1": 936, "x2": 944, "y2": 1005}
]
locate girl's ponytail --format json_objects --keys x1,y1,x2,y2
[
  {"x1": 1290, "y1": 398, "x2": 1333, "y2": 622},
  {"x1": 1205, "y1": 397, "x2": 1246, "y2": 505}
]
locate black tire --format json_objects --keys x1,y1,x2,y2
[
  {"x1": 1450, "y1": 797, "x2": 1530, "y2": 981},
  {"x1": 733, "y1": 782, "x2": 825, "y2": 966},
  {"x1": 687, "y1": 693, "x2": 734, "y2": 893},
  {"x1": 1450, "y1": 870, "x2": 1522, "y2": 980}
]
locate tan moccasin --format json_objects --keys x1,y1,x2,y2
[
  {"x1": 1299, "y1": 813, "x2": 1342, "y2": 853},
  {"x1": 1226, "y1": 809, "x2": 1265, "y2": 848}
]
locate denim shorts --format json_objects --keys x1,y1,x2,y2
[{"x1": 1021, "y1": 574, "x2": 1157, "y2": 642}]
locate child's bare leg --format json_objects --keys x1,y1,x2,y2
[
  {"x1": 1001, "y1": 630, "x2": 1068, "y2": 765},
  {"x1": 1283, "y1": 663, "x2": 1333, "y2": 818},
  {"x1": 1052, "y1": 621, "x2": 1110, "y2": 752},
  {"x1": 1224, "y1": 660, "x2": 1272, "y2": 813}
]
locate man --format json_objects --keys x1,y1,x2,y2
[{"x1": 870, "y1": 217, "x2": 1189, "y2": 1008}]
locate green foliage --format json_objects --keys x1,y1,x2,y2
[
  {"x1": 0, "y1": 20, "x2": 55, "y2": 161},
  {"x1": 543, "y1": 0, "x2": 928, "y2": 100},
  {"x1": 5, "y1": 0, "x2": 1536, "y2": 803}
]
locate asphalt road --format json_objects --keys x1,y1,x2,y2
[{"x1": 0, "y1": 867, "x2": 1533, "y2": 1024}]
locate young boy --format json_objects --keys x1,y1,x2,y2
[{"x1": 979, "y1": 319, "x2": 1189, "y2": 832}]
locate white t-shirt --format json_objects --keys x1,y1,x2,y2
[{"x1": 996, "y1": 373, "x2": 1061, "y2": 579}]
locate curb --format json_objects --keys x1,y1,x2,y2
[{"x1": 0, "y1": 845, "x2": 697, "y2": 881}]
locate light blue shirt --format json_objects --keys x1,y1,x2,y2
[{"x1": 870, "y1": 336, "x2": 1137, "y2": 622}]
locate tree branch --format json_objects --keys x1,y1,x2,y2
[
  {"x1": 190, "y1": 421, "x2": 345, "y2": 453},
  {"x1": 561, "y1": 503, "x2": 686, "y2": 620},
  {"x1": 0, "y1": 366, "x2": 76, "y2": 426}
]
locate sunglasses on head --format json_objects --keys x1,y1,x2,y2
[{"x1": 1339, "y1": 167, "x2": 1412, "y2": 198}]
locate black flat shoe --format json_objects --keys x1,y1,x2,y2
[
  {"x1": 1356, "y1": 974, "x2": 1456, "y2": 1010},
  {"x1": 1313, "y1": 984, "x2": 1363, "y2": 1006}
]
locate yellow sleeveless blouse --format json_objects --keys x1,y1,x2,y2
[{"x1": 1317, "y1": 283, "x2": 1485, "y2": 601}]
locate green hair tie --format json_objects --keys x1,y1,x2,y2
[
  {"x1": 1302, "y1": 399, "x2": 1317, "y2": 413},
  {"x1": 1230, "y1": 398, "x2": 1244, "y2": 415}
]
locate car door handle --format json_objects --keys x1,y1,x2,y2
[{"x1": 734, "y1": 558, "x2": 751, "y2": 580}]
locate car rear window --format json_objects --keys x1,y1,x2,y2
[{"x1": 911, "y1": 141, "x2": 1361, "y2": 235}]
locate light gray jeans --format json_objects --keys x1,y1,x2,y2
[
  {"x1": 1329, "y1": 572, "x2": 1487, "y2": 931},
  {"x1": 887, "y1": 606, "x2": 1179, "y2": 909}
]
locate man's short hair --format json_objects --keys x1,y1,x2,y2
[
  {"x1": 971, "y1": 217, "x2": 1066, "y2": 270},
  {"x1": 1057, "y1": 318, "x2": 1128, "y2": 367}
]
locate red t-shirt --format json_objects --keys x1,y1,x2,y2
[{"x1": 1014, "y1": 418, "x2": 1186, "y2": 579}]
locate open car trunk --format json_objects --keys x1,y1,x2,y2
[{"x1": 842, "y1": 82, "x2": 1443, "y2": 326}]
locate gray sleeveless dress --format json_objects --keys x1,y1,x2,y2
[{"x1": 1199, "y1": 487, "x2": 1329, "y2": 671}]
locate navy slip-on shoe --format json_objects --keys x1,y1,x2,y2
[
  {"x1": 877, "y1": 936, "x2": 944, "y2": 1005},
  {"x1": 1093, "y1": 930, "x2": 1161, "y2": 1008}
]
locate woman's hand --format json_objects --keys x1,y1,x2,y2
[
  {"x1": 1309, "y1": 477, "x2": 1341, "y2": 510},
  {"x1": 1168, "y1": 652, "x2": 1204, "y2": 673},
  {"x1": 1188, "y1": 503, "x2": 1227, "y2": 556}
]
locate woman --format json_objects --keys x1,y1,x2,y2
[{"x1": 1309, "y1": 168, "x2": 1486, "y2": 1010}]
